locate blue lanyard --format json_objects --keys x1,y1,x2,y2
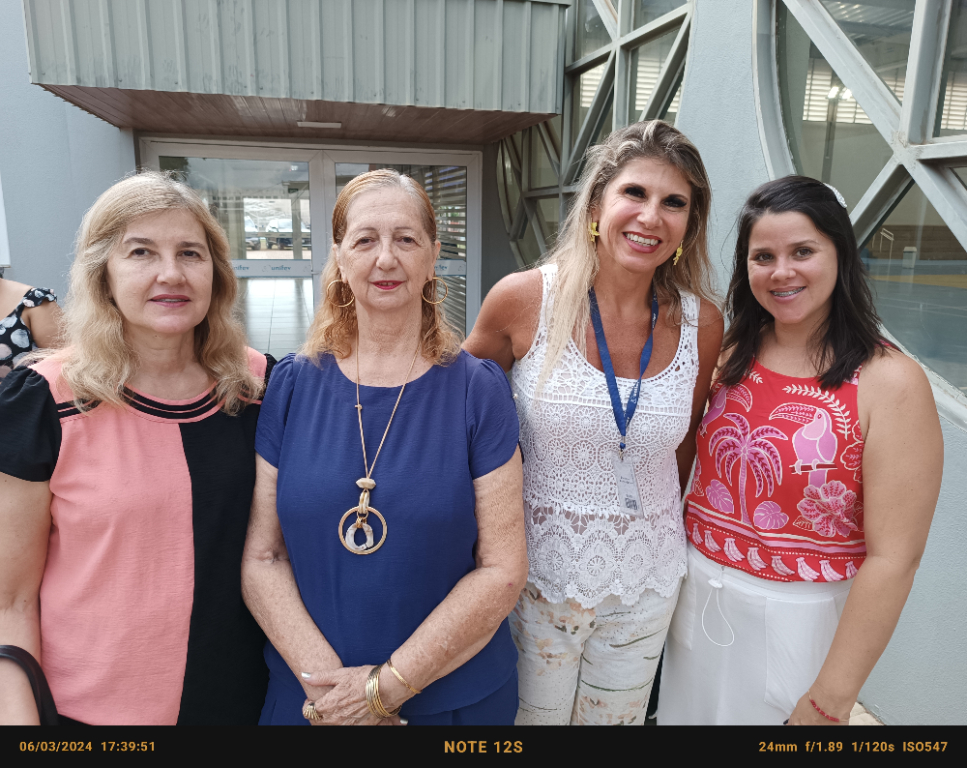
[{"x1": 589, "y1": 287, "x2": 660, "y2": 454}]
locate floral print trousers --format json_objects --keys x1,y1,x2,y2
[{"x1": 511, "y1": 580, "x2": 681, "y2": 725}]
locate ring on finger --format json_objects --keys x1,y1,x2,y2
[{"x1": 303, "y1": 699, "x2": 322, "y2": 722}]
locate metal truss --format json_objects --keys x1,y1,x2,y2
[
  {"x1": 756, "y1": 0, "x2": 967, "y2": 425},
  {"x1": 496, "y1": 0, "x2": 692, "y2": 266}
]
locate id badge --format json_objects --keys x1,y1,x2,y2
[{"x1": 611, "y1": 452, "x2": 644, "y2": 516}]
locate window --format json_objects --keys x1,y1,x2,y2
[
  {"x1": 774, "y1": 0, "x2": 967, "y2": 396},
  {"x1": 496, "y1": 1, "x2": 691, "y2": 261}
]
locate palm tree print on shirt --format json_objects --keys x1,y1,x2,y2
[{"x1": 708, "y1": 413, "x2": 787, "y2": 525}]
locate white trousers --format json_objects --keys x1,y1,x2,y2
[
  {"x1": 511, "y1": 580, "x2": 681, "y2": 725},
  {"x1": 659, "y1": 544, "x2": 852, "y2": 725}
]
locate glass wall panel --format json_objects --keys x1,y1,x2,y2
[
  {"x1": 529, "y1": 129, "x2": 558, "y2": 189},
  {"x1": 536, "y1": 197, "x2": 561, "y2": 247},
  {"x1": 546, "y1": 115, "x2": 563, "y2": 157},
  {"x1": 572, "y1": 62, "x2": 607, "y2": 146},
  {"x1": 499, "y1": 143, "x2": 521, "y2": 227},
  {"x1": 778, "y1": 4, "x2": 893, "y2": 209},
  {"x1": 661, "y1": 78, "x2": 683, "y2": 125},
  {"x1": 936, "y1": 1, "x2": 967, "y2": 136},
  {"x1": 334, "y1": 163, "x2": 469, "y2": 335},
  {"x1": 495, "y1": 144, "x2": 514, "y2": 232},
  {"x1": 595, "y1": 92, "x2": 615, "y2": 145},
  {"x1": 159, "y1": 156, "x2": 313, "y2": 359},
  {"x1": 633, "y1": 0, "x2": 687, "y2": 29},
  {"x1": 517, "y1": 217, "x2": 544, "y2": 266},
  {"x1": 576, "y1": 0, "x2": 612, "y2": 59},
  {"x1": 627, "y1": 27, "x2": 679, "y2": 125},
  {"x1": 819, "y1": 1, "x2": 913, "y2": 100},
  {"x1": 864, "y1": 184, "x2": 967, "y2": 390}
]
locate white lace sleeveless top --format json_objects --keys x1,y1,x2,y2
[{"x1": 512, "y1": 264, "x2": 699, "y2": 608}]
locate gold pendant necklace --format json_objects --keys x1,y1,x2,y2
[{"x1": 339, "y1": 334, "x2": 421, "y2": 555}]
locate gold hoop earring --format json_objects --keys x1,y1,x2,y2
[
  {"x1": 588, "y1": 221, "x2": 600, "y2": 243},
  {"x1": 422, "y1": 277, "x2": 448, "y2": 305},
  {"x1": 326, "y1": 279, "x2": 355, "y2": 308},
  {"x1": 673, "y1": 241, "x2": 684, "y2": 266}
]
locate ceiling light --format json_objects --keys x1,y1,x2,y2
[
  {"x1": 296, "y1": 121, "x2": 342, "y2": 129},
  {"x1": 827, "y1": 86, "x2": 840, "y2": 100},
  {"x1": 842, "y1": 89, "x2": 853, "y2": 101}
]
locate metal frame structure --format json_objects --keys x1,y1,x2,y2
[
  {"x1": 754, "y1": 0, "x2": 967, "y2": 427},
  {"x1": 496, "y1": 0, "x2": 691, "y2": 266}
]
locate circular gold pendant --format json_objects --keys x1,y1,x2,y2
[{"x1": 338, "y1": 507, "x2": 387, "y2": 555}]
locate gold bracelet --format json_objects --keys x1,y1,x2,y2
[
  {"x1": 385, "y1": 658, "x2": 422, "y2": 695},
  {"x1": 365, "y1": 664, "x2": 401, "y2": 719}
]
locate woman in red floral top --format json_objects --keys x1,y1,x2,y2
[{"x1": 660, "y1": 176, "x2": 943, "y2": 725}]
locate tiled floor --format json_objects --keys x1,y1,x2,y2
[
  {"x1": 237, "y1": 278, "x2": 315, "y2": 361},
  {"x1": 850, "y1": 702, "x2": 883, "y2": 725},
  {"x1": 868, "y1": 262, "x2": 967, "y2": 392}
]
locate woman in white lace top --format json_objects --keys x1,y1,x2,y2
[{"x1": 464, "y1": 121, "x2": 722, "y2": 725}]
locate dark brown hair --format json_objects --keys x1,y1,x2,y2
[{"x1": 719, "y1": 175, "x2": 886, "y2": 389}]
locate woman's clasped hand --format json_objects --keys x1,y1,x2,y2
[{"x1": 300, "y1": 664, "x2": 410, "y2": 726}]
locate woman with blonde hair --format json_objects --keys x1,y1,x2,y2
[
  {"x1": 243, "y1": 169, "x2": 527, "y2": 725},
  {"x1": 0, "y1": 171, "x2": 272, "y2": 724},
  {"x1": 465, "y1": 120, "x2": 723, "y2": 725}
]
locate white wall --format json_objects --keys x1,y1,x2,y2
[
  {"x1": 860, "y1": 417, "x2": 967, "y2": 724},
  {"x1": 677, "y1": 0, "x2": 771, "y2": 293},
  {"x1": 681, "y1": 0, "x2": 966, "y2": 725},
  {"x1": 0, "y1": 0, "x2": 135, "y2": 300}
]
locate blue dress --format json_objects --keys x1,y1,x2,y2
[{"x1": 255, "y1": 351, "x2": 521, "y2": 725}]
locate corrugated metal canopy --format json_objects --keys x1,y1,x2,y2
[{"x1": 22, "y1": 0, "x2": 568, "y2": 144}]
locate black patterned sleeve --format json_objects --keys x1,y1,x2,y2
[
  {"x1": 0, "y1": 367, "x2": 62, "y2": 481},
  {"x1": 263, "y1": 353, "x2": 279, "y2": 387},
  {"x1": 21, "y1": 287, "x2": 57, "y2": 308}
]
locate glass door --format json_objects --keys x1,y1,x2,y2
[
  {"x1": 322, "y1": 150, "x2": 482, "y2": 337},
  {"x1": 144, "y1": 144, "x2": 322, "y2": 360},
  {"x1": 329, "y1": 161, "x2": 467, "y2": 334},
  {"x1": 140, "y1": 140, "x2": 482, "y2": 355}
]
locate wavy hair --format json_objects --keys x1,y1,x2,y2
[
  {"x1": 719, "y1": 175, "x2": 886, "y2": 389},
  {"x1": 538, "y1": 120, "x2": 716, "y2": 388},
  {"x1": 41, "y1": 170, "x2": 261, "y2": 413},
  {"x1": 301, "y1": 169, "x2": 460, "y2": 364}
]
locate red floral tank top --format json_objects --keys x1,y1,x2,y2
[{"x1": 684, "y1": 359, "x2": 865, "y2": 582}]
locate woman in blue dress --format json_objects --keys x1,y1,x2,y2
[{"x1": 242, "y1": 169, "x2": 527, "y2": 725}]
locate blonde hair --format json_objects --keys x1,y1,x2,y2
[
  {"x1": 43, "y1": 170, "x2": 261, "y2": 414},
  {"x1": 301, "y1": 169, "x2": 460, "y2": 364},
  {"x1": 539, "y1": 120, "x2": 716, "y2": 389}
]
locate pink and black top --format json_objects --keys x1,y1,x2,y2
[
  {"x1": 684, "y1": 359, "x2": 866, "y2": 583},
  {"x1": 0, "y1": 350, "x2": 274, "y2": 724}
]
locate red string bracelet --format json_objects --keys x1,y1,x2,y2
[{"x1": 808, "y1": 692, "x2": 842, "y2": 723}]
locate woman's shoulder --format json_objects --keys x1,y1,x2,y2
[
  {"x1": 28, "y1": 353, "x2": 74, "y2": 402},
  {"x1": 858, "y1": 344, "x2": 932, "y2": 404},
  {"x1": 245, "y1": 347, "x2": 269, "y2": 379},
  {"x1": 263, "y1": 350, "x2": 339, "y2": 390},
  {"x1": 478, "y1": 268, "x2": 544, "y2": 320},
  {"x1": 454, "y1": 348, "x2": 510, "y2": 381},
  {"x1": 674, "y1": 289, "x2": 720, "y2": 323},
  {"x1": 0, "y1": 363, "x2": 54, "y2": 402}
]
